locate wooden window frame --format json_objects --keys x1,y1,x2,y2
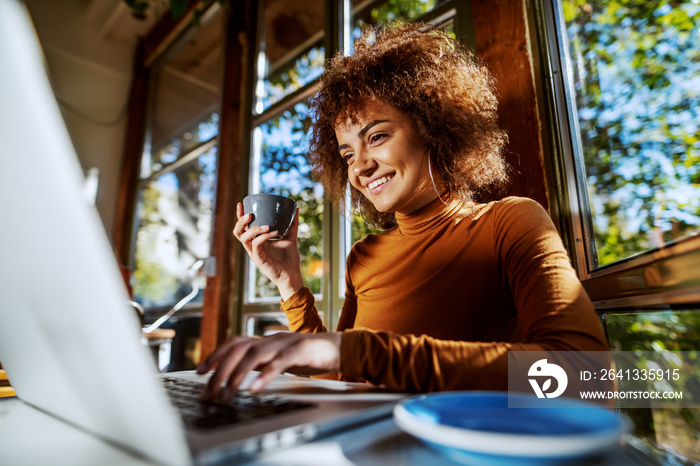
[{"x1": 114, "y1": 1, "x2": 254, "y2": 360}]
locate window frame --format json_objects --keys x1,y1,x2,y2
[
  {"x1": 239, "y1": 0, "x2": 333, "y2": 330},
  {"x1": 127, "y1": 3, "x2": 225, "y2": 317},
  {"x1": 533, "y1": 0, "x2": 700, "y2": 310}
]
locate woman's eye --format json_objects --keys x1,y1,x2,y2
[
  {"x1": 342, "y1": 153, "x2": 354, "y2": 164},
  {"x1": 369, "y1": 133, "x2": 387, "y2": 144}
]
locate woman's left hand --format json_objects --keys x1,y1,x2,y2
[{"x1": 197, "y1": 332, "x2": 342, "y2": 400}]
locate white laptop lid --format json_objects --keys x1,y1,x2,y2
[
  {"x1": 0, "y1": 1, "x2": 190, "y2": 465},
  {"x1": 0, "y1": 4, "x2": 409, "y2": 466}
]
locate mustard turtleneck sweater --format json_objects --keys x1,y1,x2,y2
[{"x1": 281, "y1": 196, "x2": 608, "y2": 392}]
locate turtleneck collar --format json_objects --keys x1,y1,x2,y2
[{"x1": 394, "y1": 196, "x2": 465, "y2": 236}]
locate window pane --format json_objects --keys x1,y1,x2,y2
[
  {"x1": 143, "y1": 115, "x2": 219, "y2": 177},
  {"x1": 142, "y1": 12, "x2": 223, "y2": 178},
  {"x1": 352, "y1": 0, "x2": 439, "y2": 33},
  {"x1": 256, "y1": 0, "x2": 325, "y2": 112},
  {"x1": 131, "y1": 9, "x2": 223, "y2": 310},
  {"x1": 132, "y1": 148, "x2": 217, "y2": 308},
  {"x1": 603, "y1": 310, "x2": 700, "y2": 463},
  {"x1": 249, "y1": 102, "x2": 323, "y2": 300},
  {"x1": 350, "y1": 213, "x2": 374, "y2": 246},
  {"x1": 561, "y1": 1, "x2": 700, "y2": 268}
]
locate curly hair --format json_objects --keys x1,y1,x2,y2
[{"x1": 308, "y1": 22, "x2": 509, "y2": 229}]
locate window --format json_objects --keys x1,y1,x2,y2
[
  {"x1": 243, "y1": 0, "x2": 328, "y2": 327},
  {"x1": 553, "y1": 0, "x2": 700, "y2": 271},
  {"x1": 537, "y1": 0, "x2": 700, "y2": 306},
  {"x1": 130, "y1": 9, "x2": 223, "y2": 313},
  {"x1": 604, "y1": 309, "x2": 700, "y2": 462},
  {"x1": 248, "y1": 101, "x2": 324, "y2": 302},
  {"x1": 538, "y1": 0, "x2": 700, "y2": 461},
  {"x1": 255, "y1": 5, "x2": 325, "y2": 113}
]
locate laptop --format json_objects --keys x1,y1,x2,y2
[{"x1": 0, "y1": 1, "x2": 404, "y2": 464}]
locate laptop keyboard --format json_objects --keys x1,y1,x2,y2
[{"x1": 161, "y1": 377, "x2": 316, "y2": 430}]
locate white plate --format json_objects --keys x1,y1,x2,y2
[{"x1": 394, "y1": 391, "x2": 629, "y2": 465}]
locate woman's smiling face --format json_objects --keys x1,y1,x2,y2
[{"x1": 335, "y1": 100, "x2": 438, "y2": 216}]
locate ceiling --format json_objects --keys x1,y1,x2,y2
[
  {"x1": 82, "y1": 0, "x2": 327, "y2": 149},
  {"x1": 84, "y1": 0, "x2": 164, "y2": 45}
]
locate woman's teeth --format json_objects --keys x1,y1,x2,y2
[{"x1": 368, "y1": 176, "x2": 392, "y2": 190}]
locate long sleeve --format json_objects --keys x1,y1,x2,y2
[
  {"x1": 493, "y1": 198, "x2": 606, "y2": 352},
  {"x1": 337, "y1": 197, "x2": 608, "y2": 393},
  {"x1": 281, "y1": 276, "x2": 364, "y2": 383},
  {"x1": 280, "y1": 282, "x2": 358, "y2": 333},
  {"x1": 336, "y1": 265, "x2": 358, "y2": 332},
  {"x1": 280, "y1": 287, "x2": 327, "y2": 333}
]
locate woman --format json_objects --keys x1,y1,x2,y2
[{"x1": 198, "y1": 23, "x2": 608, "y2": 399}]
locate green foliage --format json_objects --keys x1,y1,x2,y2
[
  {"x1": 123, "y1": 0, "x2": 151, "y2": 19},
  {"x1": 369, "y1": 0, "x2": 436, "y2": 23},
  {"x1": 565, "y1": 5, "x2": 700, "y2": 456},
  {"x1": 261, "y1": 47, "x2": 325, "y2": 111},
  {"x1": 350, "y1": 212, "x2": 374, "y2": 244},
  {"x1": 252, "y1": 102, "x2": 325, "y2": 298},
  {"x1": 351, "y1": 0, "x2": 441, "y2": 44},
  {"x1": 562, "y1": 0, "x2": 700, "y2": 268},
  {"x1": 605, "y1": 310, "x2": 700, "y2": 461},
  {"x1": 132, "y1": 114, "x2": 218, "y2": 308},
  {"x1": 122, "y1": 0, "x2": 228, "y2": 20},
  {"x1": 606, "y1": 310, "x2": 700, "y2": 352},
  {"x1": 132, "y1": 184, "x2": 179, "y2": 303}
]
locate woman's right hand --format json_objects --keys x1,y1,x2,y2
[
  {"x1": 197, "y1": 332, "x2": 342, "y2": 399},
  {"x1": 233, "y1": 202, "x2": 304, "y2": 300}
]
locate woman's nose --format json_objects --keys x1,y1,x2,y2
[{"x1": 353, "y1": 149, "x2": 376, "y2": 177}]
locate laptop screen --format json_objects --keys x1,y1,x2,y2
[{"x1": 0, "y1": 2, "x2": 189, "y2": 464}]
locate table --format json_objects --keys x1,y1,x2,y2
[{"x1": 0, "y1": 395, "x2": 645, "y2": 466}]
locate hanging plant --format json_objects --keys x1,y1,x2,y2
[{"x1": 123, "y1": 0, "x2": 195, "y2": 20}]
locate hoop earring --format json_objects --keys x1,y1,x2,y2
[
  {"x1": 358, "y1": 197, "x2": 395, "y2": 232},
  {"x1": 428, "y1": 150, "x2": 449, "y2": 205}
]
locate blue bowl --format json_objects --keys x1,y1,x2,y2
[{"x1": 394, "y1": 391, "x2": 629, "y2": 465}]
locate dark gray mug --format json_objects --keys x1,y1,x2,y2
[{"x1": 242, "y1": 193, "x2": 297, "y2": 240}]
